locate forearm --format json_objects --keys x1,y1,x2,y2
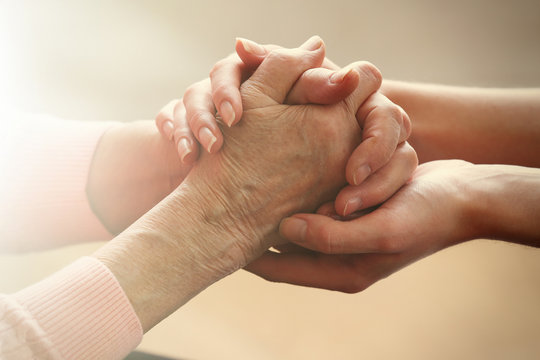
[
  {"x1": 381, "y1": 81, "x2": 540, "y2": 166},
  {"x1": 92, "y1": 180, "x2": 245, "y2": 332},
  {"x1": 466, "y1": 164, "x2": 540, "y2": 246}
]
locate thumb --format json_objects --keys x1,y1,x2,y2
[
  {"x1": 279, "y1": 211, "x2": 396, "y2": 254},
  {"x1": 241, "y1": 36, "x2": 326, "y2": 108}
]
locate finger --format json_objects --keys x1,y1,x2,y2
[
  {"x1": 279, "y1": 211, "x2": 402, "y2": 254},
  {"x1": 342, "y1": 61, "x2": 383, "y2": 115},
  {"x1": 336, "y1": 142, "x2": 418, "y2": 216},
  {"x1": 241, "y1": 36, "x2": 326, "y2": 108},
  {"x1": 155, "y1": 99, "x2": 179, "y2": 141},
  {"x1": 182, "y1": 79, "x2": 224, "y2": 153},
  {"x1": 285, "y1": 67, "x2": 360, "y2": 105},
  {"x1": 172, "y1": 101, "x2": 199, "y2": 165},
  {"x1": 235, "y1": 37, "x2": 271, "y2": 68},
  {"x1": 245, "y1": 251, "x2": 374, "y2": 293},
  {"x1": 235, "y1": 38, "x2": 314, "y2": 69},
  {"x1": 235, "y1": 38, "x2": 344, "y2": 106},
  {"x1": 209, "y1": 54, "x2": 246, "y2": 127},
  {"x1": 347, "y1": 93, "x2": 411, "y2": 186}
]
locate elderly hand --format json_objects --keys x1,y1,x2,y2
[
  {"x1": 157, "y1": 36, "x2": 415, "y2": 217},
  {"x1": 94, "y1": 37, "x2": 386, "y2": 331},
  {"x1": 178, "y1": 37, "x2": 388, "y2": 266}
]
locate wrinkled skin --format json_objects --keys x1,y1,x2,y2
[{"x1": 178, "y1": 45, "x2": 380, "y2": 266}]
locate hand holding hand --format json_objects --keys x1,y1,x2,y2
[
  {"x1": 156, "y1": 36, "x2": 415, "y2": 216},
  {"x1": 179, "y1": 38, "x2": 387, "y2": 265},
  {"x1": 247, "y1": 160, "x2": 540, "y2": 292}
]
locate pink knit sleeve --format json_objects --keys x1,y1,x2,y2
[
  {"x1": 1, "y1": 256, "x2": 143, "y2": 359},
  {"x1": 0, "y1": 111, "x2": 116, "y2": 252}
]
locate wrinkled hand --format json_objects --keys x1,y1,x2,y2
[
  {"x1": 246, "y1": 160, "x2": 479, "y2": 293},
  {"x1": 178, "y1": 38, "x2": 384, "y2": 267},
  {"x1": 162, "y1": 36, "x2": 415, "y2": 216}
]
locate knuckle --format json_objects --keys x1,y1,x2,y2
[
  {"x1": 209, "y1": 59, "x2": 227, "y2": 78},
  {"x1": 173, "y1": 127, "x2": 192, "y2": 139},
  {"x1": 355, "y1": 61, "x2": 383, "y2": 88},
  {"x1": 212, "y1": 83, "x2": 231, "y2": 102},
  {"x1": 369, "y1": 139, "x2": 396, "y2": 169},
  {"x1": 184, "y1": 79, "x2": 208, "y2": 99},
  {"x1": 399, "y1": 106, "x2": 412, "y2": 137},
  {"x1": 266, "y1": 48, "x2": 307, "y2": 67},
  {"x1": 183, "y1": 84, "x2": 199, "y2": 99},
  {"x1": 267, "y1": 48, "x2": 290, "y2": 61},
  {"x1": 189, "y1": 110, "x2": 211, "y2": 128},
  {"x1": 384, "y1": 103, "x2": 404, "y2": 123},
  {"x1": 154, "y1": 111, "x2": 167, "y2": 125},
  {"x1": 402, "y1": 143, "x2": 419, "y2": 168},
  {"x1": 316, "y1": 226, "x2": 336, "y2": 254}
]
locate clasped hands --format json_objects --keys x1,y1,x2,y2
[{"x1": 155, "y1": 36, "x2": 451, "y2": 293}]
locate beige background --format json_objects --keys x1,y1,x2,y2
[{"x1": 1, "y1": 0, "x2": 540, "y2": 359}]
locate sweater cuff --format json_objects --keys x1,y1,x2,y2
[{"x1": 13, "y1": 256, "x2": 143, "y2": 359}]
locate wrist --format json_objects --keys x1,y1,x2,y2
[
  {"x1": 460, "y1": 165, "x2": 540, "y2": 245},
  {"x1": 92, "y1": 177, "x2": 249, "y2": 332}
]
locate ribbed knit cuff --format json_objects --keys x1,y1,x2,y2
[
  {"x1": 13, "y1": 256, "x2": 143, "y2": 360},
  {"x1": 1, "y1": 113, "x2": 116, "y2": 251}
]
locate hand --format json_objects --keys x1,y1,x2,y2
[
  {"x1": 176, "y1": 37, "x2": 387, "y2": 266},
  {"x1": 246, "y1": 160, "x2": 540, "y2": 293},
  {"x1": 154, "y1": 99, "x2": 200, "y2": 165},
  {"x1": 95, "y1": 38, "x2": 385, "y2": 331},
  {"x1": 245, "y1": 160, "x2": 477, "y2": 292},
  {"x1": 158, "y1": 36, "x2": 415, "y2": 216}
]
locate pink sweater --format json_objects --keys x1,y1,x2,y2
[{"x1": 0, "y1": 112, "x2": 143, "y2": 359}]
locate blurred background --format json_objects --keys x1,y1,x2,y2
[{"x1": 1, "y1": 0, "x2": 540, "y2": 359}]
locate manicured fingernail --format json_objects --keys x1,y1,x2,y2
[
  {"x1": 281, "y1": 217, "x2": 307, "y2": 243},
  {"x1": 220, "y1": 101, "x2": 235, "y2": 127},
  {"x1": 199, "y1": 127, "x2": 217, "y2": 153},
  {"x1": 343, "y1": 197, "x2": 362, "y2": 216},
  {"x1": 238, "y1": 37, "x2": 266, "y2": 56},
  {"x1": 163, "y1": 120, "x2": 175, "y2": 140},
  {"x1": 177, "y1": 138, "x2": 192, "y2": 164},
  {"x1": 301, "y1": 35, "x2": 323, "y2": 51},
  {"x1": 330, "y1": 68, "x2": 353, "y2": 84},
  {"x1": 353, "y1": 164, "x2": 371, "y2": 185}
]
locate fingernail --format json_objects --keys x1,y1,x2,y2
[
  {"x1": 220, "y1": 101, "x2": 235, "y2": 127},
  {"x1": 301, "y1": 35, "x2": 323, "y2": 51},
  {"x1": 163, "y1": 120, "x2": 175, "y2": 140},
  {"x1": 353, "y1": 164, "x2": 371, "y2": 185},
  {"x1": 343, "y1": 197, "x2": 362, "y2": 216},
  {"x1": 330, "y1": 68, "x2": 353, "y2": 84},
  {"x1": 199, "y1": 127, "x2": 217, "y2": 153},
  {"x1": 282, "y1": 217, "x2": 307, "y2": 243},
  {"x1": 238, "y1": 37, "x2": 266, "y2": 56},
  {"x1": 177, "y1": 138, "x2": 192, "y2": 164}
]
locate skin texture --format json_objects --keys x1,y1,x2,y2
[
  {"x1": 157, "y1": 37, "x2": 415, "y2": 217},
  {"x1": 247, "y1": 161, "x2": 540, "y2": 292},
  {"x1": 95, "y1": 40, "x2": 388, "y2": 331},
  {"x1": 155, "y1": 37, "x2": 540, "y2": 294}
]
